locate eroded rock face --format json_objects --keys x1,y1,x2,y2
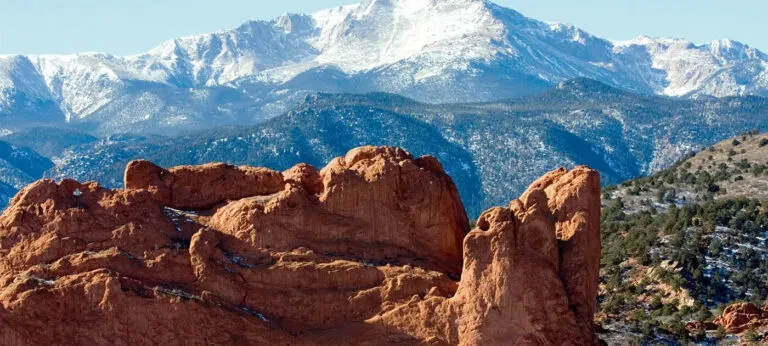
[
  {"x1": 714, "y1": 302, "x2": 768, "y2": 334},
  {"x1": 376, "y1": 167, "x2": 601, "y2": 345},
  {"x1": 124, "y1": 160, "x2": 285, "y2": 210},
  {"x1": 0, "y1": 146, "x2": 601, "y2": 345}
]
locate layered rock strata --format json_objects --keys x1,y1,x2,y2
[
  {"x1": 0, "y1": 146, "x2": 600, "y2": 345},
  {"x1": 714, "y1": 302, "x2": 768, "y2": 334}
]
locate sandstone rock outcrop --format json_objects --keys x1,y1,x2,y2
[
  {"x1": 124, "y1": 160, "x2": 285, "y2": 210},
  {"x1": 714, "y1": 302, "x2": 768, "y2": 334},
  {"x1": 0, "y1": 146, "x2": 601, "y2": 345}
]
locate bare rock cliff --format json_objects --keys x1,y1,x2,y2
[{"x1": 0, "y1": 146, "x2": 600, "y2": 345}]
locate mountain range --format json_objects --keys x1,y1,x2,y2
[
  {"x1": 32, "y1": 79, "x2": 768, "y2": 216},
  {"x1": 1, "y1": 0, "x2": 767, "y2": 136},
  {"x1": 0, "y1": 2, "x2": 766, "y2": 342}
]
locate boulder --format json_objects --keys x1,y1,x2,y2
[{"x1": 714, "y1": 302, "x2": 767, "y2": 334}]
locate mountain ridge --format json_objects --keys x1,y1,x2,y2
[
  {"x1": 43, "y1": 81, "x2": 768, "y2": 216},
  {"x1": 1, "y1": 0, "x2": 766, "y2": 135}
]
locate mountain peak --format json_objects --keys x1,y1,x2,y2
[
  {"x1": 359, "y1": 0, "x2": 487, "y2": 8},
  {"x1": 2, "y1": 0, "x2": 768, "y2": 134},
  {"x1": 350, "y1": 0, "x2": 495, "y2": 24},
  {"x1": 305, "y1": 0, "x2": 502, "y2": 74},
  {"x1": 708, "y1": 38, "x2": 761, "y2": 60}
]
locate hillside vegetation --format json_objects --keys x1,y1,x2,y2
[{"x1": 598, "y1": 131, "x2": 768, "y2": 344}]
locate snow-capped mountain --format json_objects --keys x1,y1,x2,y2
[
  {"x1": 613, "y1": 36, "x2": 768, "y2": 97},
  {"x1": 1, "y1": 0, "x2": 767, "y2": 135}
]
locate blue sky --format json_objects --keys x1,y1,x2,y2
[{"x1": 0, "y1": 0, "x2": 764, "y2": 55}]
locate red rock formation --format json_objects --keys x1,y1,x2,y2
[
  {"x1": 685, "y1": 320, "x2": 717, "y2": 334},
  {"x1": 377, "y1": 167, "x2": 601, "y2": 345},
  {"x1": 714, "y1": 302, "x2": 768, "y2": 334},
  {"x1": 0, "y1": 146, "x2": 601, "y2": 345},
  {"x1": 124, "y1": 160, "x2": 285, "y2": 210}
]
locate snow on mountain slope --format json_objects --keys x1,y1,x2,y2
[
  {"x1": 312, "y1": 0, "x2": 502, "y2": 74},
  {"x1": 0, "y1": 55, "x2": 54, "y2": 108},
  {"x1": 0, "y1": 56, "x2": 66, "y2": 127},
  {"x1": 28, "y1": 54, "x2": 127, "y2": 121},
  {"x1": 139, "y1": 14, "x2": 320, "y2": 87},
  {"x1": 614, "y1": 36, "x2": 768, "y2": 97},
  {"x1": 0, "y1": 0, "x2": 767, "y2": 135}
]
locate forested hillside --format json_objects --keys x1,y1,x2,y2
[{"x1": 598, "y1": 131, "x2": 768, "y2": 344}]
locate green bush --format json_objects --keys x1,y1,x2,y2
[
  {"x1": 715, "y1": 325, "x2": 726, "y2": 339},
  {"x1": 744, "y1": 327, "x2": 759, "y2": 343}
]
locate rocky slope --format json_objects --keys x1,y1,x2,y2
[
  {"x1": 597, "y1": 131, "x2": 768, "y2": 344},
  {"x1": 47, "y1": 82, "x2": 768, "y2": 216},
  {"x1": 607, "y1": 130, "x2": 768, "y2": 209},
  {"x1": 0, "y1": 146, "x2": 601, "y2": 345},
  {"x1": 1, "y1": 0, "x2": 767, "y2": 134}
]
